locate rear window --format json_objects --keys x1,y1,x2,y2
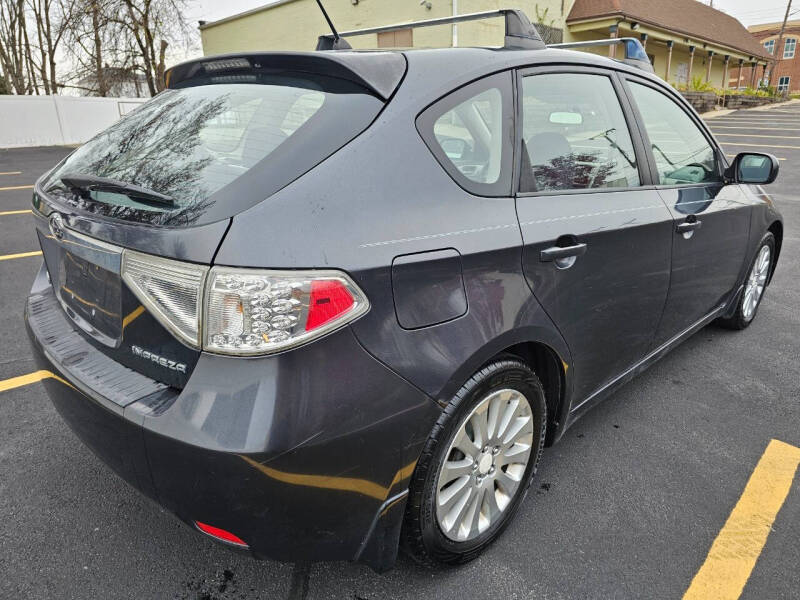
[{"x1": 42, "y1": 74, "x2": 383, "y2": 226}]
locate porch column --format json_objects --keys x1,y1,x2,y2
[
  {"x1": 687, "y1": 45, "x2": 696, "y2": 82},
  {"x1": 750, "y1": 62, "x2": 757, "y2": 88},
  {"x1": 722, "y1": 55, "x2": 730, "y2": 89},
  {"x1": 705, "y1": 50, "x2": 714, "y2": 83},
  {"x1": 737, "y1": 58, "x2": 744, "y2": 89},
  {"x1": 665, "y1": 40, "x2": 674, "y2": 81},
  {"x1": 640, "y1": 32, "x2": 648, "y2": 50},
  {"x1": 609, "y1": 24, "x2": 618, "y2": 58}
]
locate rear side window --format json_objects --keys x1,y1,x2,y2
[
  {"x1": 42, "y1": 74, "x2": 383, "y2": 226},
  {"x1": 417, "y1": 71, "x2": 514, "y2": 196},
  {"x1": 519, "y1": 72, "x2": 641, "y2": 193},
  {"x1": 627, "y1": 82, "x2": 722, "y2": 185}
]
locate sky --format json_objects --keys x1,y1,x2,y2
[{"x1": 188, "y1": 0, "x2": 800, "y2": 28}]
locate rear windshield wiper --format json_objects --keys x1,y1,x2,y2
[{"x1": 59, "y1": 173, "x2": 176, "y2": 207}]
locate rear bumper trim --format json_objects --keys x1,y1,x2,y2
[{"x1": 26, "y1": 287, "x2": 173, "y2": 412}]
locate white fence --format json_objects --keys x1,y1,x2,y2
[{"x1": 0, "y1": 95, "x2": 148, "y2": 148}]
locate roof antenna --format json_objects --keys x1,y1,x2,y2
[{"x1": 315, "y1": 0, "x2": 352, "y2": 50}]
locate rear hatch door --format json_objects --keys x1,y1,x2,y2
[{"x1": 32, "y1": 52, "x2": 403, "y2": 387}]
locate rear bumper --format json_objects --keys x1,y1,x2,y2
[{"x1": 26, "y1": 271, "x2": 440, "y2": 570}]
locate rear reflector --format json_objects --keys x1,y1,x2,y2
[{"x1": 195, "y1": 521, "x2": 248, "y2": 547}]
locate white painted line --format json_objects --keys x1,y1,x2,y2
[
  {"x1": 714, "y1": 133, "x2": 800, "y2": 139},
  {"x1": 725, "y1": 155, "x2": 786, "y2": 160},
  {"x1": 720, "y1": 142, "x2": 800, "y2": 149},
  {"x1": 711, "y1": 125, "x2": 800, "y2": 131}
]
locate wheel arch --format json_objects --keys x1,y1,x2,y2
[
  {"x1": 436, "y1": 328, "x2": 573, "y2": 447},
  {"x1": 767, "y1": 220, "x2": 783, "y2": 284}
]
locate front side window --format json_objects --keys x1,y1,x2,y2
[
  {"x1": 417, "y1": 71, "x2": 513, "y2": 196},
  {"x1": 778, "y1": 76, "x2": 791, "y2": 92},
  {"x1": 519, "y1": 72, "x2": 641, "y2": 193},
  {"x1": 628, "y1": 82, "x2": 722, "y2": 186},
  {"x1": 764, "y1": 39, "x2": 775, "y2": 54},
  {"x1": 783, "y1": 38, "x2": 796, "y2": 59}
]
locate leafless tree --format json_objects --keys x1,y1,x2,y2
[
  {"x1": 0, "y1": 0, "x2": 77, "y2": 94},
  {"x1": 117, "y1": 0, "x2": 191, "y2": 95},
  {"x1": 0, "y1": 0, "x2": 31, "y2": 93},
  {"x1": 1, "y1": 0, "x2": 192, "y2": 95}
]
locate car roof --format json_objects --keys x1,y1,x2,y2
[{"x1": 166, "y1": 45, "x2": 668, "y2": 112}]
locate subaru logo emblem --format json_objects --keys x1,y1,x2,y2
[{"x1": 49, "y1": 213, "x2": 65, "y2": 240}]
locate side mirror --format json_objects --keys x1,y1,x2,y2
[{"x1": 725, "y1": 152, "x2": 779, "y2": 185}]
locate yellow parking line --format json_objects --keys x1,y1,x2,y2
[
  {"x1": 0, "y1": 250, "x2": 42, "y2": 261},
  {"x1": 683, "y1": 439, "x2": 800, "y2": 600},
  {"x1": 0, "y1": 184, "x2": 34, "y2": 191},
  {"x1": 0, "y1": 209, "x2": 32, "y2": 216},
  {"x1": 0, "y1": 369, "x2": 68, "y2": 393},
  {"x1": 720, "y1": 142, "x2": 800, "y2": 150},
  {"x1": 122, "y1": 305, "x2": 146, "y2": 330},
  {"x1": 0, "y1": 171, "x2": 22, "y2": 176}
]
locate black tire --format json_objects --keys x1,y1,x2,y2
[
  {"x1": 402, "y1": 359, "x2": 547, "y2": 566},
  {"x1": 718, "y1": 232, "x2": 775, "y2": 330}
]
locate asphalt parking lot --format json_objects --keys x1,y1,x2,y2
[{"x1": 2, "y1": 101, "x2": 800, "y2": 600}]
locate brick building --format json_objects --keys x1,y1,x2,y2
[{"x1": 731, "y1": 20, "x2": 800, "y2": 92}]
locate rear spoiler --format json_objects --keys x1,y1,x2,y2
[
  {"x1": 549, "y1": 38, "x2": 654, "y2": 74},
  {"x1": 316, "y1": 9, "x2": 545, "y2": 51},
  {"x1": 164, "y1": 51, "x2": 406, "y2": 100}
]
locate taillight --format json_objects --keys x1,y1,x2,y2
[
  {"x1": 204, "y1": 267, "x2": 368, "y2": 356},
  {"x1": 121, "y1": 250, "x2": 208, "y2": 348},
  {"x1": 120, "y1": 251, "x2": 369, "y2": 355}
]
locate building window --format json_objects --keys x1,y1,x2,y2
[
  {"x1": 764, "y1": 39, "x2": 775, "y2": 54},
  {"x1": 784, "y1": 38, "x2": 797, "y2": 59},
  {"x1": 778, "y1": 76, "x2": 791, "y2": 92}
]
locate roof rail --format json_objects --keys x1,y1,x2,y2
[
  {"x1": 316, "y1": 9, "x2": 545, "y2": 51},
  {"x1": 549, "y1": 38, "x2": 655, "y2": 73}
]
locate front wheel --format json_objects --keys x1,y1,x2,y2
[
  {"x1": 719, "y1": 232, "x2": 775, "y2": 330},
  {"x1": 402, "y1": 359, "x2": 547, "y2": 565}
]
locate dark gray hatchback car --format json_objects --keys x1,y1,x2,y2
[{"x1": 26, "y1": 9, "x2": 782, "y2": 572}]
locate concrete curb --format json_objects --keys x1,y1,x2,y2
[{"x1": 702, "y1": 98, "x2": 800, "y2": 119}]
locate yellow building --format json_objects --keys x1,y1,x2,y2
[{"x1": 199, "y1": 0, "x2": 771, "y2": 88}]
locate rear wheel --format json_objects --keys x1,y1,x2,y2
[
  {"x1": 719, "y1": 232, "x2": 775, "y2": 330},
  {"x1": 402, "y1": 359, "x2": 546, "y2": 565}
]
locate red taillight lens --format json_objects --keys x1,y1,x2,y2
[
  {"x1": 306, "y1": 279, "x2": 355, "y2": 331},
  {"x1": 195, "y1": 521, "x2": 248, "y2": 547}
]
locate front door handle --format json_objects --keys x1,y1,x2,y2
[
  {"x1": 676, "y1": 219, "x2": 702, "y2": 234},
  {"x1": 540, "y1": 243, "x2": 588, "y2": 262}
]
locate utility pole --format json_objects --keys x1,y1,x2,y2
[{"x1": 768, "y1": 0, "x2": 793, "y2": 87}]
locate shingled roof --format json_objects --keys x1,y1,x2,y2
[{"x1": 567, "y1": 0, "x2": 772, "y2": 60}]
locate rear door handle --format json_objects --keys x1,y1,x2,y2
[
  {"x1": 676, "y1": 220, "x2": 702, "y2": 233},
  {"x1": 540, "y1": 243, "x2": 588, "y2": 262}
]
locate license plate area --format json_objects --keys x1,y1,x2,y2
[
  {"x1": 58, "y1": 250, "x2": 122, "y2": 345},
  {"x1": 38, "y1": 226, "x2": 124, "y2": 348}
]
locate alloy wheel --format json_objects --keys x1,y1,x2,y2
[
  {"x1": 743, "y1": 245, "x2": 771, "y2": 321},
  {"x1": 435, "y1": 388, "x2": 534, "y2": 542}
]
